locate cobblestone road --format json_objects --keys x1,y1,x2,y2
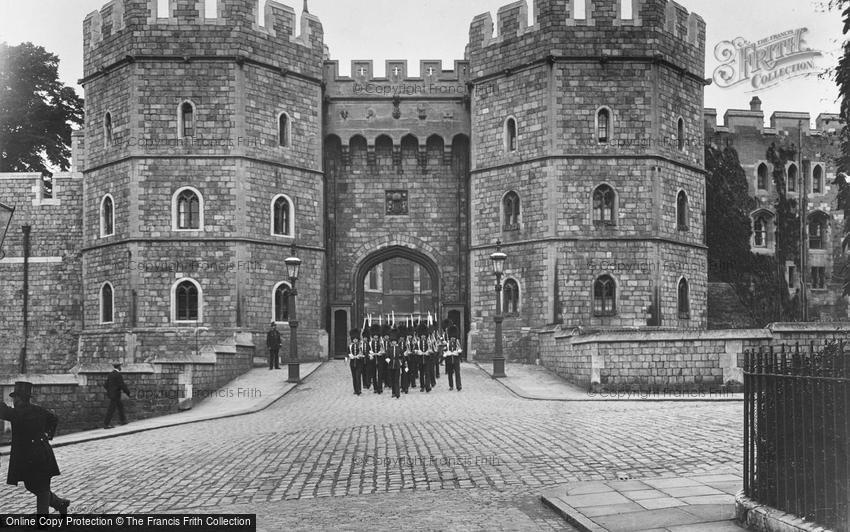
[{"x1": 0, "y1": 362, "x2": 742, "y2": 530}]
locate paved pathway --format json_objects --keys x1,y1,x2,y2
[
  {"x1": 0, "y1": 361, "x2": 743, "y2": 531},
  {"x1": 542, "y1": 473, "x2": 746, "y2": 531},
  {"x1": 480, "y1": 363, "x2": 743, "y2": 402}
]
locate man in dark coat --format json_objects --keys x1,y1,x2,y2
[
  {"x1": 104, "y1": 363, "x2": 131, "y2": 429},
  {"x1": 445, "y1": 324, "x2": 463, "y2": 391},
  {"x1": 267, "y1": 322, "x2": 282, "y2": 370},
  {"x1": 0, "y1": 381, "x2": 70, "y2": 516}
]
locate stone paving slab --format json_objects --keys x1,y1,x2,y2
[
  {"x1": 541, "y1": 474, "x2": 745, "y2": 531},
  {"x1": 0, "y1": 363, "x2": 322, "y2": 455},
  {"x1": 478, "y1": 363, "x2": 743, "y2": 402}
]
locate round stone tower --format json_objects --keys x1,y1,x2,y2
[
  {"x1": 466, "y1": 0, "x2": 707, "y2": 358},
  {"x1": 80, "y1": 0, "x2": 326, "y2": 362}
]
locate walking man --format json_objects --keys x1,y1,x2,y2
[
  {"x1": 104, "y1": 363, "x2": 130, "y2": 429},
  {"x1": 0, "y1": 382, "x2": 71, "y2": 517},
  {"x1": 267, "y1": 322, "x2": 282, "y2": 370}
]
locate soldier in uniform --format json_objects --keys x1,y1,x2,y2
[
  {"x1": 361, "y1": 327, "x2": 371, "y2": 391},
  {"x1": 387, "y1": 325, "x2": 403, "y2": 399},
  {"x1": 0, "y1": 382, "x2": 71, "y2": 517},
  {"x1": 401, "y1": 327, "x2": 415, "y2": 394},
  {"x1": 347, "y1": 328, "x2": 364, "y2": 396},
  {"x1": 445, "y1": 323, "x2": 463, "y2": 391},
  {"x1": 376, "y1": 324, "x2": 391, "y2": 394},
  {"x1": 417, "y1": 324, "x2": 432, "y2": 393},
  {"x1": 366, "y1": 324, "x2": 383, "y2": 394}
]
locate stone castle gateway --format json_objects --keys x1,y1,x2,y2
[{"x1": 5, "y1": 0, "x2": 846, "y2": 416}]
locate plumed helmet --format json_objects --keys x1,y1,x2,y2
[
  {"x1": 349, "y1": 328, "x2": 360, "y2": 340},
  {"x1": 362, "y1": 328, "x2": 371, "y2": 339},
  {"x1": 389, "y1": 325, "x2": 401, "y2": 341},
  {"x1": 416, "y1": 323, "x2": 428, "y2": 337},
  {"x1": 381, "y1": 324, "x2": 391, "y2": 337},
  {"x1": 370, "y1": 324, "x2": 382, "y2": 337}
]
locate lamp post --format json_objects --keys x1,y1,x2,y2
[
  {"x1": 490, "y1": 240, "x2": 507, "y2": 378},
  {"x1": 284, "y1": 243, "x2": 302, "y2": 383},
  {"x1": 0, "y1": 202, "x2": 14, "y2": 260}
]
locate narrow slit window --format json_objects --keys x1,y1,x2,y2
[
  {"x1": 157, "y1": 0, "x2": 170, "y2": 18},
  {"x1": 620, "y1": 0, "x2": 633, "y2": 19},
  {"x1": 574, "y1": 0, "x2": 586, "y2": 20},
  {"x1": 204, "y1": 0, "x2": 217, "y2": 19},
  {"x1": 180, "y1": 102, "x2": 194, "y2": 138}
]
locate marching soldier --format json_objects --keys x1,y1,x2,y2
[
  {"x1": 367, "y1": 324, "x2": 383, "y2": 394},
  {"x1": 377, "y1": 324, "x2": 391, "y2": 394},
  {"x1": 445, "y1": 323, "x2": 463, "y2": 391},
  {"x1": 388, "y1": 325, "x2": 403, "y2": 398},
  {"x1": 0, "y1": 382, "x2": 71, "y2": 517},
  {"x1": 417, "y1": 324, "x2": 432, "y2": 393},
  {"x1": 347, "y1": 328, "x2": 364, "y2": 396},
  {"x1": 361, "y1": 327, "x2": 372, "y2": 391}
]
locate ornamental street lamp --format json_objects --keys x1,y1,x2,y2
[
  {"x1": 284, "y1": 243, "x2": 302, "y2": 383},
  {"x1": 0, "y1": 202, "x2": 15, "y2": 260},
  {"x1": 490, "y1": 240, "x2": 507, "y2": 378}
]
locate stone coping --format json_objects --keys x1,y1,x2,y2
[
  {"x1": 735, "y1": 492, "x2": 836, "y2": 532},
  {"x1": 76, "y1": 330, "x2": 256, "y2": 348},
  {"x1": 149, "y1": 354, "x2": 217, "y2": 365},
  {"x1": 766, "y1": 322, "x2": 850, "y2": 333},
  {"x1": 0, "y1": 374, "x2": 79, "y2": 386},
  {"x1": 74, "y1": 363, "x2": 156, "y2": 374},
  {"x1": 568, "y1": 329, "x2": 773, "y2": 345}
]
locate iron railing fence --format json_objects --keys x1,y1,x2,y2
[{"x1": 744, "y1": 341, "x2": 849, "y2": 531}]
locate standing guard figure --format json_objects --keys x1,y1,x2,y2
[
  {"x1": 401, "y1": 328, "x2": 415, "y2": 394},
  {"x1": 347, "y1": 329, "x2": 364, "y2": 396},
  {"x1": 445, "y1": 323, "x2": 463, "y2": 391}
]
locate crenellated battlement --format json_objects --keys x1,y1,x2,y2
[
  {"x1": 83, "y1": 0, "x2": 324, "y2": 80},
  {"x1": 704, "y1": 98, "x2": 845, "y2": 136},
  {"x1": 322, "y1": 59, "x2": 471, "y2": 97},
  {"x1": 467, "y1": 0, "x2": 704, "y2": 78}
]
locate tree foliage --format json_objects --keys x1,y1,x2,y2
[{"x1": 0, "y1": 42, "x2": 84, "y2": 175}]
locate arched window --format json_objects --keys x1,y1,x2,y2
[
  {"x1": 753, "y1": 215, "x2": 768, "y2": 248},
  {"x1": 278, "y1": 112, "x2": 290, "y2": 147},
  {"x1": 179, "y1": 101, "x2": 194, "y2": 138},
  {"x1": 104, "y1": 112, "x2": 113, "y2": 146},
  {"x1": 677, "y1": 117, "x2": 685, "y2": 150},
  {"x1": 505, "y1": 117, "x2": 517, "y2": 152},
  {"x1": 757, "y1": 163, "x2": 768, "y2": 191},
  {"x1": 273, "y1": 281, "x2": 291, "y2": 322},
  {"x1": 173, "y1": 187, "x2": 203, "y2": 231},
  {"x1": 100, "y1": 194, "x2": 115, "y2": 237},
  {"x1": 503, "y1": 191, "x2": 520, "y2": 231},
  {"x1": 676, "y1": 190, "x2": 689, "y2": 231},
  {"x1": 173, "y1": 279, "x2": 201, "y2": 322},
  {"x1": 596, "y1": 107, "x2": 611, "y2": 144},
  {"x1": 593, "y1": 184, "x2": 616, "y2": 225},
  {"x1": 813, "y1": 165, "x2": 823, "y2": 194},
  {"x1": 787, "y1": 164, "x2": 797, "y2": 192},
  {"x1": 809, "y1": 214, "x2": 828, "y2": 249},
  {"x1": 271, "y1": 194, "x2": 294, "y2": 236},
  {"x1": 593, "y1": 275, "x2": 616, "y2": 317},
  {"x1": 677, "y1": 278, "x2": 690, "y2": 319},
  {"x1": 100, "y1": 282, "x2": 114, "y2": 324},
  {"x1": 503, "y1": 278, "x2": 519, "y2": 315}
]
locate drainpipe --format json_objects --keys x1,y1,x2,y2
[{"x1": 19, "y1": 225, "x2": 31, "y2": 374}]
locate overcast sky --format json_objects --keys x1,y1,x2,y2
[{"x1": 0, "y1": 0, "x2": 845, "y2": 123}]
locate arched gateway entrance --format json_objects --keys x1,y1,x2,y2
[{"x1": 353, "y1": 246, "x2": 440, "y2": 331}]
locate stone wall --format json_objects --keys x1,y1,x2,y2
[
  {"x1": 0, "y1": 335, "x2": 253, "y2": 443},
  {"x1": 0, "y1": 173, "x2": 84, "y2": 375},
  {"x1": 538, "y1": 323, "x2": 850, "y2": 391}
]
